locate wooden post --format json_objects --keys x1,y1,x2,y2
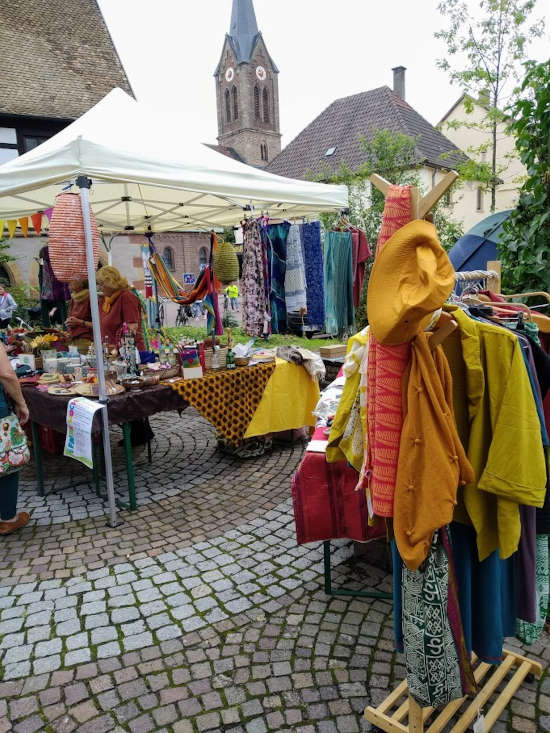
[
  {"x1": 487, "y1": 260, "x2": 501, "y2": 293},
  {"x1": 408, "y1": 695, "x2": 424, "y2": 732}
]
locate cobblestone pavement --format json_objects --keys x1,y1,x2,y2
[{"x1": 0, "y1": 410, "x2": 548, "y2": 732}]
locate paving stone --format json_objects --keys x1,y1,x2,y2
[
  {"x1": 13, "y1": 715, "x2": 44, "y2": 733},
  {"x1": 97, "y1": 641, "x2": 122, "y2": 658},
  {"x1": 91, "y1": 626, "x2": 118, "y2": 644},
  {"x1": 10, "y1": 696, "x2": 39, "y2": 720},
  {"x1": 72, "y1": 700, "x2": 99, "y2": 723},
  {"x1": 111, "y1": 606, "x2": 140, "y2": 624},
  {"x1": 65, "y1": 648, "x2": 92, "y2": 666},
  {"x1": 33, "y1": 655, "x2": 61, "y2": 674},
  {"x1": 196, "y1": 712, "x2": 222, "y2": 731}
]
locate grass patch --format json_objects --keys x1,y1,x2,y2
[{"x1": 163, "y1": 326, "x2": 342, "y2": 352}]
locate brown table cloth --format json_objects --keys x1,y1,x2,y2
[{"x1": 22, "y1": 384, "x2": 189, "y2": 434}]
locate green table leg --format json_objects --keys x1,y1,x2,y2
[
  {"x1": 122, "y1": 423, "x2": 137, "y2": 511},
  {"x1": 31, "y1": 421, "x2": 45, "y2": 497},
  {"x1": 92, "y1": 436, "x2": 101, "y2": 497}
]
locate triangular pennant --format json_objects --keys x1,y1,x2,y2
[
  {"x1": 44, "y1": 208, "x2": 53, "y2": 221},
  {"x1": 31, "y1": 212, "x2": 43, "y2": 236},
  {"x1": 7, "y1": 220, "x2": 17, "y2": 239},
  {"x1": 18, "y1": 218, "x2": 29, "y2": 237},
  {"x1": 0, "y1": 221, "x2": 4, "y2": 239}
]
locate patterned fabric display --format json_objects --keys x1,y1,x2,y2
[
  {"x1": 241, "y1": 219, "x2": 269, "y2": 336},
  {"x1": 517, "y1": 534, "x2": 550, "y2": 645},
  {"x1": 284, "y1": 224, "x2": 307, "y2": 314},
  {"x1": 170, "y1": 363, "x2": 275, "y2": 445},
  {"x1": 0, "y1": 414, "x2": 31, "y2": 475},
  {"x1": 402, "y1": 529, "x2": 465, "y2": 708},
  {"x1": 266, "y1": 222, "x2": 289, "y2": 334},
  {"x1": 358, "y1": 185, "x2": 412, "y2": 516},
  {"x1": 299, "y1": 222, "x2": 325, "y2": 330}
]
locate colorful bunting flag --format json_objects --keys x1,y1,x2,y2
[
  {"x1": 0, "y1": 221, "x2": 4, "y2": 239},
  {"x1": 18, "y1": 218, "x2": 29, "y2": 237},
  {"x1": 7, "y1": 220, "x2": 17, "y2": 239},
  {"x1": 31, "y1": 212, "x2": 43, "y2": 236},
  {"x1": 44, "y1": 208, "x2": 53, "y2": 221}
]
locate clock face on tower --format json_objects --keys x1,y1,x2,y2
[
  {"x1": 256, "y1": 65, "x2": 267, "y2": 81},
  {"x1": 225, "y1": 67, "x2": 234, "y2": 82}
]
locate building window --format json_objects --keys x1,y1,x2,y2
[
  {"x1": 260, "y1": 143, "x2": 268, "y2": 162},
  {"x1": 232, "y1": 86, "x2": 238, "y2": 120},
  {"x1": 263, "y1": 88, "x2": 269, "y2": 123},
  {"x1": 0, "y1": 127, "x2": 18, "y2": 163},
  {"x1": 225, "y1": 89, "x2": 231, "y2": 123},
  {"x1": 476, "y1": 187, "x2": 483, "y2": 212},
  {"x1": 254, "y1": 87, "x2": 260, "y2": 119},
  {"x1": 199, "y1": 247, "x2": 208, "y2": 268},
  {"x1": 22, "y1": 134, "x2": 49, "y2": 152},
  {"x1": 162, "y1": 247, "x2": 175, "y2": 271}
]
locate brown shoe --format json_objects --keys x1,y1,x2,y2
[{"x1": 0, "y1": 512, "x2": 30, "y2": 535}]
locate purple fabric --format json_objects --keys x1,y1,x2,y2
[
  {"x1": 40, "y1": 247, "x2": 70, "y2": 302},
  {"x1": 442, "y1": 527, "x2": 477, "y2": 697},
  {"x1": 517, "y1": 505, "x2": 537, "y2": 623}
]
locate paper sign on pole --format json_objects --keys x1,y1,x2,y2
[{"x1": 64, "y1": 397, "x2": 104, "y2": 468}]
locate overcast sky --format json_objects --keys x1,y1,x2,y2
[{"x1": 97, "y1": 0, "x2": 550, "y2": 149}]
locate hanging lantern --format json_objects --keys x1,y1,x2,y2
[
  {"x1": 213, "y1": 240, "x2": 239, "y2": 284},
  {"x1": 48, "y1": 192, "x2": 100, "y2": 282}
]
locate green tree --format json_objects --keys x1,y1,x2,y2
[
  {"x1": 500, "y1": 59, "x2": 550, "y2": 291},
  {"x1": 436, "y1": 0, "x2": 544, "y2": 211},
  {"x1": 320, "y1": 129, "x2": 463, "y2": 327}
]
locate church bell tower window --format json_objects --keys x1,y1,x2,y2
[
  {"x1": 232, "y1": 86, "x2": 238, "y2": 120},
  {"x1": 254, "y1": 87, "x2": 260, "y2": 119},
  {"x1": 225, "y1": 89, "x2": 231, "y2": 123},
  {"x1": 262, "y1": 88, "x2": 270, "y2": 123}
]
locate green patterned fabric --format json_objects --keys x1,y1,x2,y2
[
  {"x1": 402, "y1": 531, "x2": 464, "y2": 708},
  {"x1": 517, "y1": 535, "x2": 549, "y2": 645}
]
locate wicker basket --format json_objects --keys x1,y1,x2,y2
[
  {"x1": 204, "y1": 347, "x2": 228, "y2": 370},
  {"x1": 213, "y1": 241, "x2": 239, "y2": 284},
  {"x1": 48, "y1": 192, "x2": 100, "y2": 282}
]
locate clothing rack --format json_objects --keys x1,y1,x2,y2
[
  {"x1": 454, "y1": 261, "x2": 501, "y2": 294},
  {"x1": 357, "y1": 179, "x2": 541, "y2": 728}
]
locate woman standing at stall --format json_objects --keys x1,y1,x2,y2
[
  {"x1": 0, "y1": 343, "x2": 29, "y2": 535},
  {"x1": 0, "y1": 285, "x2": 17, "y2": 328},
  {"x1": 96, "y1": 266, "x2": 145, "y2": 350},
  {"x1": 65, "y1": 278, "x2": 93, "y2": 349}
]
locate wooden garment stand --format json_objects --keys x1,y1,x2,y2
[
  {"x1": 364, "y1": 176, "x2": 542, "y2": 732},
  {"x1": 365, "y1": 649, "x2": 542, "y2": 732}
]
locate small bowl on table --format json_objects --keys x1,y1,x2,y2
[{"x1": 234, "y1": 356, "x2": 250, "y2": 367}]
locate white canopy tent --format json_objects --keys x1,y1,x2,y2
[
  {"x1": 0, "y1": 88, "x2": 347, "y2": 230},
  {"x1": 0, "y1": 88, "x2": 347, "y2": 526}
]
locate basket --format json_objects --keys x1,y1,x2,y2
[
  {"x1": 213, "y1": 241, "x2": 239, "y2": 284},
  {"x1": 48, "y1": 192, "x2": 100, "y2": 282},
  {"x1": 235, "y1": 356, "x2": 250, "y2": 367},
  {"x1": 204, "y1": 347, "x2": 227, "y2": 370}
]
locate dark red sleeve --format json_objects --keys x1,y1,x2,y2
[{"x1": 120, "y1": 290, "x2": 141, "y2": 324}]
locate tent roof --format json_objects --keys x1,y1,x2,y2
[{"x1": 0, "y1": 89, "x2": 347, "y2": 232}]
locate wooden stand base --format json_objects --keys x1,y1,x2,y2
[{"x1": 365, "y1": 649, "x2": 542, "y2": 733}]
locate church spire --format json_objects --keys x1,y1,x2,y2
[{"x1": 228, "y1": 0, "x2": 259, "y2": 63}]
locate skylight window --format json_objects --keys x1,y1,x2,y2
[{"x1": 325, "y1": 147, "x2": 336, "y2": 156}]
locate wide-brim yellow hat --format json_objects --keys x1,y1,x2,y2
[{"x1": 367, "y1": 219, "x2": 455, "y2": 345}]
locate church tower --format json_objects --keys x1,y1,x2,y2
[{"x1": 214, "y1": 0, "x2": 281, "y2": 168}]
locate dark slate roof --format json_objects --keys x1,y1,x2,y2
[
  {"x1": 204, "y1": 144, "x2": 245, "y2": 163},
  {"x1": 0, "y1": 0, "x2": 133, "y2": 119},
  {"x1": 267, "y1": 86, "x2": 467, "y2": 180},
  {"x1": 229, "y1": 0, "x2": 259, "y2": 63}
]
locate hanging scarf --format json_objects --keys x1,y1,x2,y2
[
  {"x1": 71, "y1": 289, "x2": 90, "y2": 303},
  {"x1": 102, "y1": 290, "x2": 123, "y2": 314},
  {"x1": 131, "y1": 288, "x2": 151, "y2": 351},
  {"x1": 357, "y1": 186, "x2": 412, "y2": 516}
]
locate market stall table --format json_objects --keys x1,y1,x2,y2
[
  {"x1": 23, "y1": 383, "x2": 189, "y2": 510},
  {"x1": 22, "y1": 359, "x2": 321, "y2": 510}
]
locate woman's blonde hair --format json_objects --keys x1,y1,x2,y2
[{"x1": 96, "y1": 266, "x2": 128, "y2": 291}]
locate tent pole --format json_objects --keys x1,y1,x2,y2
[{"x1": 77, "y1": 176, "x2": 120, "y2": 528}]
